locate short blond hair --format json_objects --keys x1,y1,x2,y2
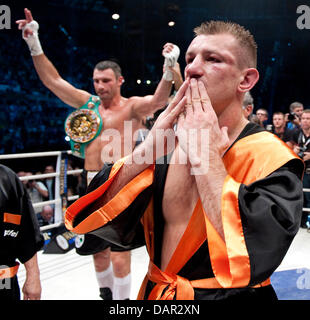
[{"x1": 194, "y1": 21, "x2": 257, "y2": 68}]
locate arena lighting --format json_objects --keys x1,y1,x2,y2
[
  {"x1": 165, "y1": 3, "x2": 179, "y2": 29},
  {"x1": 65, "y1": 136, "x2": 70, "y2": 142},
  {"x1": 112, "y1": 13, "x2": 120, "y2": 20},
  {"x1": 137, "y1": 79, "x2": 142, "y2": 84},
  {"x1": 168, "y1": 21, "x2": 175, "y2": 27},
  {"x1": 146, "y1": 80, "x2": 151, "y2": 85}
]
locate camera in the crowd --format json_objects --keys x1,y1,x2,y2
[
  {"x1": 288, "y1": 112, "x2": 297, "y2": 121},
  {"x1": 298, "y1": 145, "x2": 308, "y2": 158}
]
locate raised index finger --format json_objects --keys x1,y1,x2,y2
[{"x1": 25, "y1": 8, "x2": 33, "y2": 23}]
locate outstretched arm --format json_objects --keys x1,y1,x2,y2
[
  {"x1": 132, "y1": 43, "x2": 181, "y2": 119},
  {"x1": 16, "y1": 8, "x2": 90, "y2": 108}
]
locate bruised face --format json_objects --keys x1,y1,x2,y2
[
  {"x1": 184, "y1": 33, "x2": 252, "y2": 116},
  {"x1": 93, "y1": 68, "x2": 123, "y2": 101}
]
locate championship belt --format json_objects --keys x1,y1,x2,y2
[{"x1": 64, "y1": 96, "x2": 102, "y2": 158}]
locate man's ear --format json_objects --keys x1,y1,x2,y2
[
  {"x1": 246, "y1": 104, "x2": 253, "y2": 114},
  {"x1": 238, "y1": 68, "x2": 259, "y2": 93},
  {"x1": 118, "y1": 76, "x2": 125, "y2": 86}
]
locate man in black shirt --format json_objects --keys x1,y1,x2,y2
[
  {"x1": 271, "y1": 112, "x2": 292, "y2": 142},
  {"x1": 0, "y1": 165, "x2": 43, "y2": 300}
]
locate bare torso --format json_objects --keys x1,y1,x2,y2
[
  {"x1": 84, "y1": 97, "x2": 144, "y2": 171},
  {"x1": 160, "y1": 147, "x2": 199, "y2": 270}
]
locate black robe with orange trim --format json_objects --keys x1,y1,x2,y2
[
  {"x1": 65, "y1": 123, "x2": 304, "y2": 300},
  {"x1": 0, "y1": 165, "x2": 43, "y2": 267},
  {"x1": 0, "y1": 165, "x2": 44, "y2": 300}
]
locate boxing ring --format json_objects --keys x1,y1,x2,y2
[
  {"x1": 0, "y1": 150, "x2": 81, "y2": 230},
  {"x1": 0, "y1": 150, "x2": 310, "y2": 299},
  {"x1": 0, "y1": 150, "x2": 149, "y2": 299},
  {"x1": 0, "y1": 150, "x2": 84, "y2": 253},
  {"x1": 1, "y1": 150, "x2": 309, "y2": 233}
]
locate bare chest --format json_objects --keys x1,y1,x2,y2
[
  {"x1": 160, "y1": 151, "x2": 199, "y2": 270},
  {"x1": 162, "y1": 154, "x2": 198, "y2": 225},
  {"x1": 99, "y1": 106, "x2": 134, "y2": 130},
  {"x1": 84, "y1": 104, "x2": 142, "y2": 169}
]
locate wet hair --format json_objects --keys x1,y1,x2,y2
[
  {"x1": 94, "y1": 60, "x2": 122, "y2": 78},
  {"x1": 194, "y1": 20, "x2": 257, "y2": 68}
]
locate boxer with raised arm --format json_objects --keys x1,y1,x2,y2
[{"x1": 17, "y1": 8, "x2": 180, "y2": 300}]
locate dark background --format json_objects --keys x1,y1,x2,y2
[{"x1": 0, "y1": 0, "x2": 309, "y2": 171}]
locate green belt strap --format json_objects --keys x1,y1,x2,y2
[{"x1": 64, "y1": 95, "x2": 102, "y2": 158}]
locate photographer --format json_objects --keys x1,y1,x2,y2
[
  {"x1": 290, "y1": 109, "x2": 310, "y2": 228},
  {"x1": 286, "y1": 101, "x2": 304, "y2": 130}
]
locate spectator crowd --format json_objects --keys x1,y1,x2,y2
[{"x1": 243, "y1": 94, "x2": 310, "y2": 228}]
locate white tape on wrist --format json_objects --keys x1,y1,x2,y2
[
  {"x1": 163, "y1": 45, "x2": 180, "y2": 67},
  {"x1": 163, "y1": 69, "x2": 174, "y2": 81},
  {"x1": 22, "y1": 20, "x2": 43, "y2": 56},
  {"x1": 163, "y1": 44, "x2": 180, "y2": 81}
]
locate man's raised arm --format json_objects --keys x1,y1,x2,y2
[
  {"x1": 16, "y1": 8, "x2": 90, "y2": 108},
  {"x1": 132, "y1": 43, "x2": 182, "y2": 119}
]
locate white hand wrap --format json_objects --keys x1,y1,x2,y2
[
  {"x1": 22, "y1": 20, "x2": 43, "y2": 56},
  {"x1": 163, "y1": 44, "x2": 180, "y2": 81}
]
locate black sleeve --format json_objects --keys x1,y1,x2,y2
[
  {"x1": 16, "y1": 180, "x2": 44, "y2": 263},
  {"x1": 238, "y1": 159, "x2": 303, "y2": 285},
  {"x1": 282, "y1": 129, "x2": 292, "y2": 142},
  {"x1": 0, "y1": 165, "x2": 43, "y2": 265},
  {"x1": 288, "y1": 128, "x2": 300, "y2": 144}
]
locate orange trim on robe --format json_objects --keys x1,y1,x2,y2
[
  {"x1": 65, "y1": 157, "x2": 155, "y2": 234},
  {"x1": 0, "y1": 262, "x2": 19, "y2": 279},
  {"x1": 3, "y1": 213, "x2": 22, "y2": 225},
  {"x1": 203, "y1": 132, "x2": 302, "y2": 291}
]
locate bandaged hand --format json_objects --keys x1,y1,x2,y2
[
  {"x1": 23, "y1": 20, "x2": 43, "y2": 56},
  {"x1": 16, "y1": 8, "x2": 43, "y2": 56},
  {"x1": 162, "y1": 43, "x2": 180, "y2": 81}
]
